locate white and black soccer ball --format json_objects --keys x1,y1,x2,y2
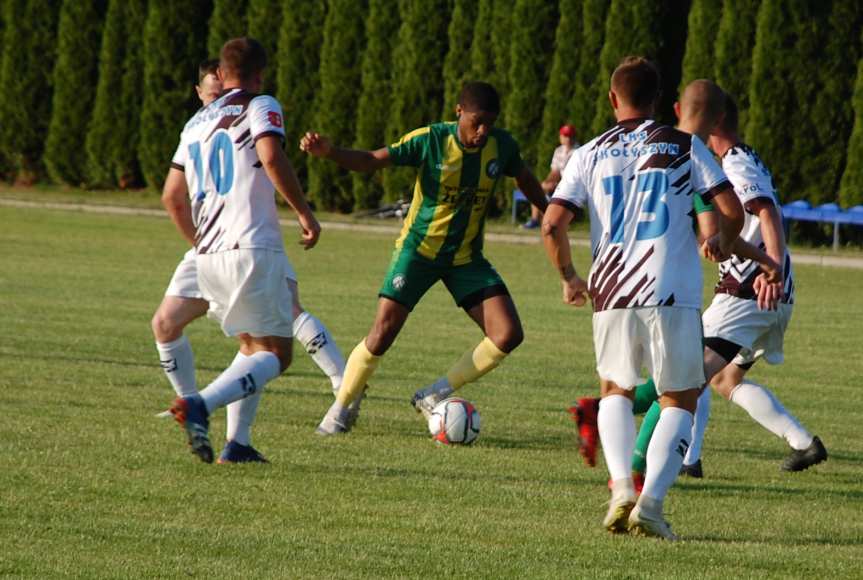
[{"x1": 427, "y1": 397, "x2": 481, "y2": 445}]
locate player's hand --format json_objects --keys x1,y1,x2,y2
[
  {"x1": 700, "y1": 234, "x2": 729, "y2": 262},
  {"x1": 299, "y1": 132, "x2": 332, "y2": 158},
  {"x1": 562, "y1": 275, "x2": 589, "y2": 307},
  {"x1": 297, "y1": 211, "x2": 321, "y2": 250},
  {"x1": 759, "y1": 258, "x2": 783, "y2": 284},
  {"x1": 753, "y1": 273, "x2": 782, "y2": 311}
]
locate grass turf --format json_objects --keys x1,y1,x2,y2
[{"x1": 0, "y1": 205, "x2": 861, "y2": 578}]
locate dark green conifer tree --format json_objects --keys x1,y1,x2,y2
[
  {"x1": 839, "y1": 46, "x2": 863, "y2": 208},
  {"x1": 307, "y1": 0, "x2": 366, "y2": 211},
  {"x1": 86, "y1": 0, "x2": 147, "y2": 188},
  {"x1": 571, "y1": 0, "x2": 609, "y2": 140},
  {"x1": 790, "y1": 1, "x2": 862, "y2": 205},
  {"x1": 207, "y1": 0, "x2": 248, "y2": 57},
  {"x1": 490, "y1": 0, "x2": 514, "y2": 126},
  {"x1": 441, "y1": 0, "x2": 478, "y2": 121},
  {"x1": 505, "y1": 0, "x2": 558, "y2": 172},
  {"x1": 678, "y1": 0, "x2": 722, "y2": 91},
  {"x1": 469, "y1": 0, "x2": 494, "y2": 82},
  {"x1": 44, "y1": 0, "x2": 106, "y2": 186},
  {"x1": 538, "y1": 0, "x2": 582, "y2": 171},
  {"x1": 275, "y1": 0, "x2": 325, "y2": 182},
  {"x1": 714, "y1": 0, "x2": 760, "y2": 137},
  {"x1": 246, "y1": 0, "x2": 282, "y2": 95},
  {"x1": 746, "y1": 0, "x2": 802, "y2": 202},
  {"x1": 382, "y1": 0, "x2": 449, "y2": 202},
  {"x1": 0, "y1": 0, "x2": 61, "y2": 182},
  {"x1": 352, "y1": 0, "x2": 400, "y2": 209},
  {"x1": 138, "y1": 0, "x2": 211, "y2": 189},
  {"x1": 591, "y1": 0, "x2": 663, "y2": 135}
]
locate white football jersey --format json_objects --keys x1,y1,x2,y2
[
  {"x1": 171, "y1": 88, "x2": 286, "y2": 255},
  {"x1": 717, "y1": 143, "x2": 794, "y2": 303},
  {"x1": 553, "y1": 119, "x2": 730, "y2": 312}
]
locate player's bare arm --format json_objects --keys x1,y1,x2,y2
[
  {"x1": 704, "y1": 187, "x2": 744, "y2": 260},
  {"x1": 256, "y1": 135, "x2": 321, "y2": 250},
  {"x1": 516, "y1": 165, "x2": 548, "y2": 214},
  {"x1": 751, "y1": 197, "x2": 787, "y2": 309},
  {"x1": 300, "y1": 132, "x2": 391, "y2": 173},
  {"x1": 541, "y1": 203, "x2": 588, "y2": 306},
  {"x1": 162, "y1": 167, "x2": 196, "y2": 246},
  {"x1": 697, "y1": 207, "x2": 781, "y2": 282}
]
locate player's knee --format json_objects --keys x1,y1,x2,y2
[
  {"x1": 151, "y1": 310, "x2": 181, "y2": 343},
  {"x1": 710, "y1": 374, "x2": 737, "y2": 400},
  {"x1": 492, "y1": 324, "x2": 523, "y2": 353}
]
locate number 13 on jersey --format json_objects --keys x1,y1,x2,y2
[{"x1": 602, "y1": 169, "x2": 670, "y2": 243}]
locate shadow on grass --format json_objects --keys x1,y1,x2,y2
[
  {"x1": 683, "y1": 533, "x2": 863, "y2": 547},
  {"x1": 675, "y1": 480, "x2": 863, "y2": 501}
]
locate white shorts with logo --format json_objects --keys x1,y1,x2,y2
[
  {"x1": 197, "y1": 249, "x2": 295, "y2": 338},
  {"x1": 593, "y1": 306, "x2": 705, "y2": 393},
  {"x1": 165, "y1": 248, "x2": 297, "y2": 299},
  {"x1": 702, "y1": 293, "x2": 792, "y2": 366}
]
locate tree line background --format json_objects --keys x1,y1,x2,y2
[{"x1": 1, "y1": 0, "x2": 862, "y2": 217}]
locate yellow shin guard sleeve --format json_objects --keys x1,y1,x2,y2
[
  {"x1": 335, "y1": 340, "x2": 381, "y2": 406},
  {"x1": 446, "y1": 337, "x2": 508, "y2": 390}
]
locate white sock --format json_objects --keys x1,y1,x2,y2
[
  {"x1": 199, "y1": 351, "x2": 281, "y2": 414},
  {"x1": 730, "y1": 380, "x2": 813, "y2": 450},
  {"x1": 683, "y1": 388, "x2": 711, "y2": 466},
  {"x1": 597, "y1": 395, "x2": 635, "y2": 483},
  {"x1": 225, "y1": 352, "x2": 262, "y2": 446},
  {"x1": 293, "y1": 311, "x2": 346, "y2": 394},
  {"x1": 641, "y1": 406, "x2": 693, "y2": 503},
  {"x1": 156, "y1": 335, "x2": 197, "y2": 397}
]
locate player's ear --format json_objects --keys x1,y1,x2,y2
[
  {"x1": 216, "y1": 66, "x2": 225, "y2": 82},
  {"x1": 608, "y1": 90, "x2": 618, "y2": 111},
  {"x1": 455, "y1": 103, "x2": 463, "y2": 119},
  {"x1": 673, "y1": 101, "x2": 681, "y2": 121}
]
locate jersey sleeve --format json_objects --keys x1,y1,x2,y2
[
  {"x1": 693, "y1": 192, "x2": 714, "y2": 214},
  {"x1": 689, "y1": 135, "x2": 731, "y2": 201},
  {"x1": 723, "y1": 150, "x2": 778, "y2": 211},
  {"x1": 550, "y1": 146, "x2": 588, "y2": 212},
  {"x1": 170, "y1": 132, "x2": 187, "y2": 171},
  {"x1": 387, "y1": 127, "x2": 430, "y2": 167},
  {"x1": 248, "y1": 95, "x2": 286, "y2": 143}
]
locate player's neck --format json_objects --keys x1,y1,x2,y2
[
  {"x1": 614, "y1": 106, "x2": 652, "y2": 123},
  {"x1": 711, "y1": 134, "x2": 737, "y2": 158},
  {"x1": 676, "y1": 119, "x2": 710, "y2": 143},
  {"x1": 222, "y1": 79, "x2": 261, "y2": 94}
]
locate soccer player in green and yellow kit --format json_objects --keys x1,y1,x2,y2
[{"x1": 301, "y1": 82, "x2": 548, "y2": 434}]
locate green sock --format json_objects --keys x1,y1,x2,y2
[
  {"x1": 632, "y1": 401, "x2": 662, "y2": 474},
  {"x1": 632, "y1": 378, "x2": 659, "y2": 415}
]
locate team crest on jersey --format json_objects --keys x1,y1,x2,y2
[
  {"x1": 485, "y1": 159, "x2": 500, "y2": 178},
  {"x1": 268, "y1": 111, "x2": 282, "y2": 128},
  {"x1": 393, "y1": 274, "x2": 406, "y2": 290}
]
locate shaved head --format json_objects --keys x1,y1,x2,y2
[{"x1": 678, "y1": 79, "x2": 726, "y2": 127}]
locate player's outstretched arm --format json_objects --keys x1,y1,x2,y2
[
  {"x1": 697, "y1": 207, "x2": 782, "y2": 281},
  {"x1": 162, "y1": 168, "x2": 196, "y2": 246},
  {"x1": 541, "y1": 204, "x2": 588, "y2": 306},
  {"x1": 256, "y1": 135, "x2": 321, "y2": 250},
  {"x1": 516, "y1": 166, "x2": 549, "y2": 214},
  {"x1": 300, "y1": 132, "x2": 391, "y2": 173}
]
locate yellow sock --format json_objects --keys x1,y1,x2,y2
[
  {"x1": 335, "y1": 340, "x2": 381, "y2": 406},
  {"x1": 446, "y1": 337, "x2": 508, "y2": 390}
]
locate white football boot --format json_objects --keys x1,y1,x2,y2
[
  {"x1": 628, "y1": 496, "x2": 678, "y2": 541},
  {"x1": 602, "y1": 479, "x2": 637, "y2": 534},
  {"x1": 410, "y1": 378, "x2": 454, "y2": 419}
]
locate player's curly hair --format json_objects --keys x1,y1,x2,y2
[{"x1": 458, "y1": 81, "x2": 500, "y2": 114}]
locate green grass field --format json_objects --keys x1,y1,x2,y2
[{"x1": 1, "y1": 205, "x2": 862, "y2": 579}]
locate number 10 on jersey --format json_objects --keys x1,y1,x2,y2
[
  {"x1": 602, "y1": 170, "x2": 670, "y2": 243},
  {"x1": 188, "y1": 131, "x2": 235, "y2": 200}
]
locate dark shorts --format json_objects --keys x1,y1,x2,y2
[{"x1": 379, "y1": 248, "x2": 509, "y2": 311}]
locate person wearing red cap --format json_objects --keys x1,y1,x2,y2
[{"x1": 522, "y1": 124, "x2": 580, "y2": 229}]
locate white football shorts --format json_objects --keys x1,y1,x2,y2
[
  {"x1": 197, "y1": 249, "x2": 295, "y2": 338},
  {"x1": 593, "y1": 306, "x2": 705, "y2": 393},
  {"x1": 165, "y1": 248, "x2": 297, "y2": 299},
  {"x1": 702, "y1": 293, "x2": 792, "y2": 366},
  {"x1": 165, "y1": 248, "x2": 204, "y2": 299}
]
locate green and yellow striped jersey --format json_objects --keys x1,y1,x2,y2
[{"x1": 387, "y1": 122, "x2": 524, "y2": 266}]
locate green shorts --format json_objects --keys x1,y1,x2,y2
[{"x1": 379, "y1": 248, "x2": 509, "y2": 311}]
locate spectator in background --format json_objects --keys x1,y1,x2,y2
[{"x1": 522, "y1": 124, "x2": 580, "y2": 229}]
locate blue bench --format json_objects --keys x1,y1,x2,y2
[
  {"x1": 511, "y1": 189, "x2": 528, "y2": 223},
  {"x1": 782, "y1": 200, "x2": 863, "y2": 250}
]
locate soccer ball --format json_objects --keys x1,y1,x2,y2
[{"x1": 427, "y1": 397, "x2": 481, "y2": 445}]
